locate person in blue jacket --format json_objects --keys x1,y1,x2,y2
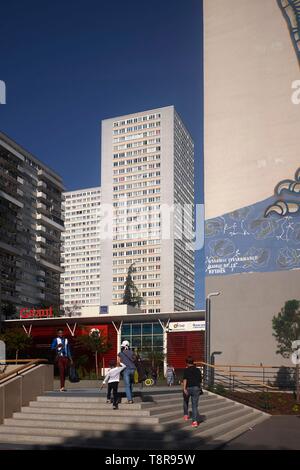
[{"x1": 51, "y1": 329, "x2": 73, "y2": 392}]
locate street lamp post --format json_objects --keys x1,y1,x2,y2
[{"x1": 205, "y1": 292, "x2": 220, "y2": 386}]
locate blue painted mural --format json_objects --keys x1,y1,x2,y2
[
  {"x1": 277, "y1": 0, "x2": 300, "y2": 66},
  {"x1": 205, "y1": 168, "x2": 300, "y2": 276}
]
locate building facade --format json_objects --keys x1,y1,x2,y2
[
  {"x1": 100, "y1": 106, "x2": 195, "y2": 313},
  {"x1": 61, "y1": 187, "x2": 101, "y2": 316},
  {"x1": 0, "y1": 132, "x2": 64, "y2": 318},
  {"x1": 204, "y1": 0, "x2": 300, "y2": 365}
]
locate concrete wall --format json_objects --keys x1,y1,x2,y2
[
  {"x1": 206, "y1": 270, "x2": 300, "y2": 366},
  {"x1": 204, "y1": 0, "x2": 300, "y2": 219},
  {"x1": 0, "y1": 364, "x2": 53, "y2": 424}
]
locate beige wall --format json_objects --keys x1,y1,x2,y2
[
  {"x1": 0, "y1": 364, "x2": 53, "y2": 424},
  {"x1": 206, "y1": 270, "x2": 300, "y2": 366},
  {"x1": 204, "y1": 0, "x2": 300, "y2": 219}
]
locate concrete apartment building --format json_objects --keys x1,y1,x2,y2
[
  {"x1": 204, "y1": 0, "x2": 300, "y2": 365},
  {"x1": 100, "y1": 106, "x2": 195, "y2": 313},
  {"x1": 61, "y1": 187, "x2": 101, "y2": 316},
  {"x1": 0, "y1": 132, "x2": 64, "y2": 318}
]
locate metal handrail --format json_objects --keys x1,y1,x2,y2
[
  {"x1": 0, "y1": 359, "x2": 48, "y2": 384},
  {"x1": 0, "y1": 359, "x2": 44, "y2": 365},
  {"x1": 196, "y1": 361, "x2": 298, "y2": 390},
  {"x1": 195, "y1": 361, "x2": 275, "y2": 390}
]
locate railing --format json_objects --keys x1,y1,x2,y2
[
  {"x1": 197, "y1": 362, "x2": 298, "y2": 391},
  {"x1": 195, "y1": 361, "x2": 290, "y2": 412},
  {"x1": 0, "y1": 359, "x2": 48, "y2": 384}
]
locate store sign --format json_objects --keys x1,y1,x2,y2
[
  {"x1": 20, "y1": 306, "x2": 54, "y2": 319},
  {"x1": 168, "y1": 321, "x2": 205, "y2": 332}
]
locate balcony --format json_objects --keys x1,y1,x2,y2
[
  {"x1": 38, "y1": 257, "x2": 64, "y2": 273},
  {"x1": 36, "y1": 236, "x2": 46, "y2": 244},
  {"x1": 38, "y1": 169, "x2": 64, "y2": 191},
  {"x1": 37, "y1": 191, "x2": 47, "y2": 200},
  {"x1": 36, "y1": 225, "x2": 46, "y2": 233},
  {"x1": 38, "y1": 181, "x2": 47, "y2": 190},
  {"x1": 36, "y1": 213, "x2": 64, "y2": 232},
  {"x1": 37, "y1": 202, "x2": 49, "y2": 212}
]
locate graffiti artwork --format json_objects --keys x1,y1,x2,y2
[
  {"x1": 277, "y1": 0, "x2": 300, "y2": 65},
  {"x1": 205, "y1": 168, "x2": 300, "y2": 276}
]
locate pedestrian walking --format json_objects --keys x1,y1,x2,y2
[
  {"x1": 118, "y1": 340, "x2": 137, "y2": 403},
  {"x1": 166, "y1": 364, "x2": 176, "y2": 386},
  {"x1": 51, "y1": 329, "x2": 73, "y2": 392},
  {"x1": 100, "y1": 359, "x2": 126, "y2": 409},
  {"x1": 182, "y1": 356, "x2": 202, "y2": 427}
]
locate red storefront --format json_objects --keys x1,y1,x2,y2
[{"x1": 3, "y1": 310, "x2": 205, "y2": 374}]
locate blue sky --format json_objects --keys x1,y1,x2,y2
[{"x1": 0, "y1": 0, "x2": 204, "y2": 307}]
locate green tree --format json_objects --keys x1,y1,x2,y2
[
  {"x1": 75, "y1": 328, "x2": 112, "y2": 378},
  {"x1": 143, "y1": 349, "x2": 165, "y2": 378},
  {"x1": 0, "y1": 328, "x2": 32, "y2": 362},
  {"x1": 121, "y1": 264, "x2": 143, "y2": 307},
  {"x1": 272, "y1": 300, "x2": 300, "y2": 401}
]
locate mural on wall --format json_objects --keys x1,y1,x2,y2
[
  {"x1": 277, "y1": 0, "x2": 300, "y2": 65},
  {"x1": 205, "y1": 168, "x2": 300, "y2": 276}
]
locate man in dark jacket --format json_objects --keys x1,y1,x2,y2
[{"x1": 182, "y1": 356, "x2": 202, "y2": 427}]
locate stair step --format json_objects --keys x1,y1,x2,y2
[
  {"x1": 159, "y1": 403, "x2": 241, "y2": 425},
  {"x1": 3, "y1": 418, "x2": 164, "y2": 432},
  {"x1": 21, "y1": 406, "x2": 151, "y2": 417},
  {"x1": 194, "y1": 409, "x2": 257, "y2": 439},
  {"x1": 11, "y1": 412, "x2": 160, "y2": 425},
  {"x1": 38, "y1": 396, "x2": 141, "y2": 403},
  {"x1": 0, "y1": 434, "x2": 65, "y2": 446},
  {"x1": 29, "y1": 401, "x2": 153, "y2": 410},
  {"x1": 199, "y1": 413, "x2": 270, "y2": 450},
  {"x1": 0, "y1": 390, "x2": 269, "y2": 450},
  {"x1": 153, "y1": 400, "x2": 235, "y2": 420}
]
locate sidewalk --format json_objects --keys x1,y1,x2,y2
[{"x1": 221, "y1": 416, "x2": 300, "y2": 450}]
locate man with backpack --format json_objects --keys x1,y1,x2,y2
[{"x1": 118, "y1": 340, "x2": 137, "y2": 403}]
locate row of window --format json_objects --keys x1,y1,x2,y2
[
  {"x1": 113, "y1": 179, "x2": 161, "y2": 191},
  {"x1": 113, "y1": 260, "x2": 160, "y2": 270},
  {"x1": 113, "y1": 122, "x2": 160, "y2": 134},
  {"x1": 113, "y1": 231, "x2": 160, "y2": 241},
  {"x1": 113, "y1": 130, "x2": 160, "y2": 143},
  {"x1": 113, "y1": 165, "x2": 160, "y2": 176},
  {"x1": 113, "y1": 197, "x2": 160, "y2": 207},
  {"x1": 113, "y1": 147, "x2": 161, "y2": 160},
  {"x1": 114, "y1": 206, "x2": 160, "y2": 216},
  {"x1": 113, "y1": 113, "x2": 161, "y2": 127},
  {"x1": 113, "y1": 138, "x2": 160, "y2": 151},
  {"x1": 114, "y1": 215, "x2": 160, "y2": 225},
  {"x1": 113, "y1": 188, "x2": 161, "y2": 199},
  {"x1": 113, "y1": 172, "x2": 161, "y2": 184}
]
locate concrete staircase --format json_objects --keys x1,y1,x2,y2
[{"x1": 0, "y1": 390, "x2": 270, "y2": 449}]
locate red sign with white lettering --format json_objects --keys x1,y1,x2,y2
[{"x1": 20, "y1": 306, "x2": 54, "y2": 319}]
